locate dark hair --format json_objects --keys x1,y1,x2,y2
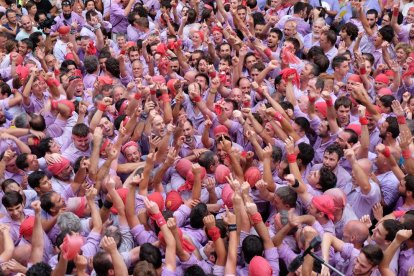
[
  {"x1": 272, "y1": 146, "x2": 283, "y2": 163},
  {"x1": 321, "y1": 30, "x2": 337, "y2": 46},
  {"x1": 72, "y1": 123, "x2": 89, "y2": 137},
  {"x1": 344, "y1": 129, "x2": 359, "y2": 144},
  {"x1": 361, "y1": 245, "x2": 383, "y2": 266},
  {"x1": 285, "y1": 37, "x2": 300, "y2": 52},
  {"x1": 187, "y1": 8, "x2": 197, "y2": 24},
  {"x1": 1, "y1": 179, "x2": 18, "y2": 192},
  {"x1": 384, "y1": 116, "x2": 400, "y2": 139},
  {"x1": 21, "y1": 38, "x2": 34, "y2": 50},
  {"x1": 334, "y1": 96, "x2": 352, "y2": 110},
  {"x1": 2, "y1": 191, "x2": 23, "y2": 208},
  {"x1": 382, "y1": 219, "x2": 403, "y2": 242},
  {"x1": 93, "y1": 251, "x2": 113, "y2": 276},
  {"x1": 29, "y1": 31, "x2": 43, "y2": 48},
  {"x1": 16, "y1": 153, "x2": 30, "y2": 170},
  {"x1": 366, "y1": 9, "x2": 379, "y2": 18},
  {"x1": 405, "y1": 174, "x2": 414, "y2": 194},
  {"x1": 297, "y1": 142, "x2": 314, "y2": 166},
  {"x1": 275, "y1": 186, "x2": 297, "y2": 208},
  {"x1": 190, "y1": 203, "x2": 209, "y2": 228},
  {"x1": 40, "y1": 191, "x2": 56, "y2": 214},
  {"x1": 318, "y1": 167, "x2": 337, "y2": 191},
  {"x1": 312, "y1": 54, "x2": 329, "y2": 73},
  {"x1": 332, "y1": 55, "x2": 348, "y2": 70},
  {"x1": 341, "y1": 22, "x2": 359, "y2": 40},
  {"x1": 26, "y1": 262, "x2": 52, "y2": 276},
  {"x1": 380, "y1": 95, "x2": 396, "y2": 110},
  {"x1": 198, "y1": 151, "x2": 216, "y2": 171},
  {"x1": 105, "y1": 58, "x2": 120, "y2": 78},
  {"x1": 0, "y1": 82, "x2": 12, "y2": 96},
  {"x1": 84, "y1": 55, "x2": 99, "y2": 74},
  {"x1": 242, "y1": 235, "x2": 264, "y2": 264},
  {"x1": 378, "y1": 25, "x2": 394, "y2": 43},
  {"x1": 269, "y1": 28, "x2": 283, "y2": 40},
  {"x1": 139, "y1": 243, "x2": 162, "y2": 269},
  {"x1": 29, "y1": 114, "x2": 46, "y2": 131},
  {"x1": 28, "y1": 170, "x2": 47, "y2": 190},
  {"x1": 184, "y1": 265, "x2": 206, "y2": 276},
  {"x1": 324, "y1": 143, "x2": 344, "y2": 160},
  {"x1": 293, "y1": 1, "x2": 307, "y2": 14},
  {"x1": 307, "y1": 46, "x2": 324, "y2": 60},
  {"x1": 38, "y1": 137, "x2": 53, "y2": 156}
]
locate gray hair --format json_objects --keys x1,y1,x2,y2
[
  {"x1": 84, "y1": 55, "x2": 99, "y2": 74},
  {"x1": 57, "y1": 212, "x2": 81, "y2": 233},
  {"x1": 14, "y1": 113, "x2": 29, "y2": 128}
]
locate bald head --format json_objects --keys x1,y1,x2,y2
[
  {"x1": 184, "y1": 70, "x2": 197, "y2": 83},
  {"x1": 344, "y1": 220, "x2": 369, "y2": 245},
  {"x1": 357, "y1": 158, "x2": 372, "y2": 175},
  {"x1": 21, "y1": 16, "x2": 33, "y2": 32},
  {"x1": 324, "y1": 188, "x2": 346, "y2": 210}
]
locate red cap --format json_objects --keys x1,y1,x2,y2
[
  {"x1": 125, "y1": 41, "x2": 136, "y2": 49},
  {"x1": 311, "y1": 195, "x2": 335, "y2": 221},
  {"x1": 249, "y1": 256, "x2": 272, "y2": 276},
  {"x1": 384, "y1": 70, "x2": 395, "y2": 77},
  {"x1": 375, "y1": 73, "x2": 390, "y2": 84},
  {"x1": 366, "y1": 105, "x2": 381, "y2": 117},
  {"x1": 215, "y1": 164, "x2": 231, "y2": 184},
  {"x1": 58, "y1": 99, "x2": 75, "y2": 114},
  {"x1": 244, "y1": 166, "x2": 262, "y2": 187},
  {"x1": 148, "y1": 192, "x2": 165, "y2": 212},
  {"x1": 65, "y1": 52, "x2": 75, "y2": 61},
  {"x1": 175, "y1": 158, "x2": 193, "y2": 178},
  {"x1": 185, "y1": 167, "x2": 207, "y2": 188},
  {"x1": 19, "y1": 216, "x2": 35, "y2": 239},
  {"x1": 110, "y1": 188, "x2": 128, "y2": 214},
  {"x1": 98, "y1": 76, "x2": 113, "y2": 85},
  {"x1": 348, "y1": 74, "x2": 362, "y2": 83},
  {"x1": 346, "y1": 123, "x2": 362, "y2": 136},
  {"x1": 47, "y1": 157, "x2": 70, "y2": 176},
  {"x1": 165, "y1": 190, "x2": 183, "y2": 211},
  {"x1": 156, "y1": 43, "x2": 168, "y2": 56},
  {"x1": 213, "y1": 125, "x2": 229, "y2": 137},
  {"x1": 167, "y1": 79, "x2": 178, "y2": 95},
  {"x1": 121, "y1": 141, "x2": 138, "y2": 155},
  {"x1": 16, "y1": 65, "x2": 29, "y2": 81},
  {"x1": 221, "y1": 184, "x2": 234, "y2": 208},
  {"x1": 409, "y1": 6, "x2": 414, "y2": 13},
  {"x1": 315, "y1": 101, "x2": 327, "y2": 118},
  {"x1": 152, "y1": 75, "x2": 166, "y2": 84},
  {"x1": 58, "y1": 25, "x2": 71, "y2": 35},
  {"x1": 211, "y1": 26, "x2": 223, "y2": 34}
]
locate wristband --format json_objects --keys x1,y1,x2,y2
[
  {"x1": 102, "y1": 200, "x2": 113, "y2": 209},
  {"x1": 264, "y1": 48, "x2": 272, "y2": 58},
  {"x1": 228, "y1": 224, "x2": 237, "y2": 232},
  {"x1": 151, "y1": 212, "x2": 166, "y2": 228},
  {"x1": 207, "y1": 226, "x2": 221, "y2": 241},
  {"x1": 45, "y1": 78, "x2": 59, "y2": 87},
  {"x1": 51, "y1": 100, "x2": 58, "y2": 110},
  {"x1": 243, "y1": 100, "x2": 250, "y2": 108},
  {"x1": 325, "y1": 98, "x2": 333, "y2": 107},
  {"x1": 193, "y1": 96, "x2": 201, "y2": 103},
  {"x1": 160, "y1": 94, "x2": 171, "y2": 103},
  {"x1": 250, "y1": 212, "x2": 263, "y2": 225},
  {"x1": 292, "y1": 179, "x2": 300, "y2": 188},
  {"x1": 97, "y1": 103, "x2": 107, "y2": 112},
  {"x1": 402, "y1": 149, "x2": 412, "y2": 160},
  {"x1": 393, "y1": 7, "x2": 399, "y2": 16},
  {"x1": 360, "y1": 67, "x2": 367, "y2": 75},
  {"x1": 134, "y1": 92, "x2": 142, "y2": 100},
  {"x1": 150, "y1": 90, "x2": 156, "y2": 95},
  {"x1": 256, "y1": 87, "x2": 263, "y2": 95},
  {"x1": 359, "y1": 117, "x2": 368, "y2": 125},
  {"x1": 397, "y1": 116, "x2": 406, "y2": 124},
  {"x1": 383, "y1": 146, "x2": 391, "y2": 158},
  {"x1": 274, "y1": 111, "x2": 283, "y2": 122},
  {"x1": 287, "y1": 154, "x2": 297, "y2": 163},
  {"x1": 209, "y1": 71, "x2": 217, "y2": 78}
]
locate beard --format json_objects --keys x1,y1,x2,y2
[{"x1": 63, "y1": 13, "x2": 71, "y2": 20}]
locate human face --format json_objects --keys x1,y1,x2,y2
[
  {"x1": 99, "y1": 117, "x2": 114, "y2": 137},
  {"x1": 230, "y1": 88, "x2": 242, "y2": 103},
  {"x1": 195, "y1": 76, "x2": 208, "y2": 90},
  {"x1": 337, "y1": 105, "x2": 350, "y2": 125},
  {"x1": 313, "y1": 21, "x2": 324, "y2": 36},
  {"x1": 237, "y1": 8, "x2": 246, "y2": 21},
  {"x1": 396, "y1": 49, "x2": 407, "y2": 63},
  {"x1": 219, "y1": 45, "x2": 231, "y2": 58},
  {"x1": 152, "y1": 115, "x2": 166, "y2": 136},
  {"x1": 373, "y1": 33, "x2": 383, "y2": 48},
  {"x1": 323, "y1": 152, "x2": 339, "y2": 170},
  {"x1": 301, "y1": 63, "x2": 313, "y2": 79},
  {"x1": 31, "y1": 80, "x2": 42, "y2": 95},
  {"x1": 170, "y1": 60, "x2": 179, "y2": 73},
  {"x1": 399, "y1": 178, "x2": 407, "y2": 195},
  {"x1": 128, "y1": 50, "x2": 140, "y2": 62},
  {"x1": 36, "y1": 176, "x2": 52, "y2": 194},
  {"x1": 6, "y1": 12, "x2": 16, "y2": 24},
  {"x1": 6, "y1": 204, "x2": 23, "y2": 221},
  {"x1": 379, "y1": 121, "x2": 388, "y2": 139},
  {"x1": 305, "y1": 78, "x2": 318, "y2": 96},
  {"x1": 212, "y1": 30, "x2": 223, "y2": 44},
  {"x1": 216, "y1": 143, "x2": 228, "y2": 162},
  {"x1": 283, "y1": 22, "x2": 296, "y2": 37},
  {"x1": 335, "y1": 131, "x2": 351, "y2": 149},
  {"x1": 239, "y1": 79, "x2": 251, "y2": 94},
  {"x1": 124, "y1": 146, "x2": 141, "y2": 163},
  {"x1": 267, "y1": 32, "x2": 279, "y2": 48},
  {"x1": 21, "y1": 17, "x2": 32, "y2": 32},
  {"x1": 317, "y1": 121, "x2": 329, "y2": 138},
  {"x1": 366, "y1": 14, "x2": 377, "y2": 28},
  {"x1": 183, "y1": 121, "x2": 194, "y2": 143},
  {"x1": 132, "y1": 61, "x2": 143, "y2": 78},
  {"x1": 319, "y1": 34, "x2": 330, "y2": 51},
  {"x1": 337, "y1": 61, "x2": 349, "y2": 76},
  {"x1": 60, "y1": 164, "x2": 73, "y2": 181},
  {"x1": 264, "y1": 122, "x2": 275, "y2": 137},
  {"x1": 408, "y1": 10, "x2": 414, "y2": 24},
  {"x1": 306, "y1": 170, "x2": 320, "y2": 188},
  {"x1": 197, "y1": 59, "x2": 208, "y2": 74},
  {"x1": 51, "y1": 193, "x2": 66, "y2": 212},
  {"x1": 382, "y1": 14, "x2": 390, "y2": 26},
  {"x1": 26, "y1": 154, "x2": 39, "y2": 171},
  {"x1": 223, "y1": 102, "x2": 234, "y2": 118},
  {"x1": 72, "y1": 135, "x2": 90, "y2": 151},
  {"x1": 245, "y1": 56, "x2": 257, "y2": 70},
  {"x1": 254, "y1": 24, "x2": 264, "y2": 37},
  {"x1": 29, "y1": 5, "x2": 37, "y2": 15},
  {"x1": 62, "y1": 5, "x2": 72, "y2": 18},
  {"x1": 353, "y1": 253, "x2": 375, "y2": 275},
  {"x1": 45, "y1": 55, "x2": 56, "y2": 69},
  {"x1": 86, "y1": 1, "x2": 95, "y2": 10},
  {"x1": 372, "y1": 222, "x2": 388, "y2": 246},
  {"x1": 18, "y1": 42, "x2": 28, "y2": 56},
  {"x1": 191, "y1": 32, "x2": 201, "y2": 44},
  {"x1": 117, "y1": 36, "x2": 126, "y2": 49}
]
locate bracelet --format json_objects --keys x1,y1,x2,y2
[
  {"x1": 209, "y1": 71, "x2": 217, "y2": 78},
  {"x1": 102, "y1": 200, "x2": 113, "y2": 209},
  {"x1": 397, "y1": 116, "x2": 406, "y2": 124},
  {"x1": 393, "y1": 8, "x2": 399, "y2": 16},
  {"x1": 325, "y1": 98, "x2": 333, "y2": 107},
  {"x1": 250, "y1": 212, "x2": 263, "y2": 225},
  {"x1": 383, "y1": 146, "x2": 391, "y2": 158},
  {"x1": 402, "y1": 149, "x2": 411, "y2": 160},
  {"x1": 308, "y1": 96, "x2": 316, "y2": 103},
  {"x1": 140, "y1": 112, "x2": 148, "y2": 120},
  {"x1": 292, "y1": 179, "x2": 300, "y2": 188},
  {"x1": 134, "y1": 92, "x2": 142, "y2": 100},
  {"x1": 228, "y1": 224, "x2": 237, "y2": 232},
  {"x1": 193, "y1": 96, "x2": 201, "y2": 103},
  {"x1": 151, "y1": 212, "x2": 166, "y2": 227},
  {"x1": 150, "y1": 90, "x2": 156, "y2": 95},
  {"x1": 243, "y1": 101, "x2": 250, "y2": 108},
  {"x1": 97, "y1": 103, "x2": 107, "y2": 112},
  {"x1": 160, "y1": 94, "x2": 170, "y2": 103},
  {"x1": 359, "y1": 117, "x2": 368, "y2": 125},
  {"x1": 287, "y1": 154, "x2": 297, "y2": 163},
  {"x1": 360, "y1": 68, "x2": 367, "y2": 75},
  {"x1": 207, "y1": 226, "x2": 221, "y2": 241}
]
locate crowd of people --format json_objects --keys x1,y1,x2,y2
[{"x1": 2, "y1": 0, "x2": 414, "y2": 275}]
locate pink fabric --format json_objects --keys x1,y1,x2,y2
[
  {"x1": 348, "y1": 74, "x2": 362, "y2": 83},
  {"x1": 165, "y1": 190, "x2": 183, "y2": 211},
  {"x1": 47, "y1": 157, "x2": 70, "y2": 176},
  {"x1": 215, "y1": 164, "x2": 231, "y2": 184},
  {"x1": 244, "y1": 166, "x2": 262, "y2": 187},
  {"x1": 213, "y1": 124, "x2": 229, "y2": 137},
  {"x1": 121, "y1": 141, "x2": 137, "y2": 154},
  {"x1": 346, "y1": 124, "x2": 361, "y2": 136},
  {"x1": 312, "y1": 195, "x2": 335, "y2": 221},
  {"x1": 315, "y1": 101, "x2": 327, "y2": 118},
  {"x1": 281, "y1": 46, "x2": 300, "y2": 64},
  {"x1": 61, "y1": 234, "x2": 84, "y2": 260},
  {"x1": 378, "y1": 87, "x2": 393, "y2": 96},
  {"x1": 375, "y1": 74, "x2": 390, "y2": 84},
  {"x1": 19, "y1": 216, "x2": 35, "y2": 239},
  {"x1": 249, "y1": 256, "x2": 272, "y2": 276},
  {"x1": 178, "y1": 167, "x2": 207, "y2": 192},
  {"x1": 221, "y1": 184, "x2": 234, "y2": 208},
  {"x1": 148, "y1": 192, "x2": 165, "y2": 211},
  {"x1": 175, "y1": 159, "x2": 193, "y2": 178}
]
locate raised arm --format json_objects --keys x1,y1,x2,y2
[
  {"x1": 345, "y1": 147, "x2": 371, "y2": 194},
  {"x1": 379, "y1": 229, "x2": 412, "y2": 276},
  {"x1": 101, "y1": 236, "x2": 129, "y2": 276},
  {"x1": 29, "y1": 200, "x2": 44, "y2": 264}
]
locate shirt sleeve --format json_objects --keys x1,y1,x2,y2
[{"x1": 81, "y1": 231, "x2": 102, "y2": 259}]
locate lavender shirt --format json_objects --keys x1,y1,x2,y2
[
  {"x1": 376, "y1": 171, "x2": 399, "y2": 208},
  {"x1": 311, "y1": 163, "x2": 352, "y2": 195},
  {"x1": 399, "y1": 248, "x2": 414, "y2": 276},
  {"x1": 0, "y1": 209, "x2": 34, "y2": 245},
  {"x1": 347, "y1": 179, "x2": 381, "y2": 218}
]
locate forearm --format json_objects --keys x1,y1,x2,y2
[
  {"x1": 52, "y1": 256, "x2": 68, "y2": 276},
  {"x1": 263, "y1": 159, "x2": 276, "y2": 192},
  {"x1": 89, "y1": 200, "x2": 102, "y2": 232}
]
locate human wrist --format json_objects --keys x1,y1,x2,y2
[
  {"x1": 250, "y1": 212, "x2": 262, "y2": 225},
  {"x1": 287, "y1": 153, "x2": 297, "y2": 163}
]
